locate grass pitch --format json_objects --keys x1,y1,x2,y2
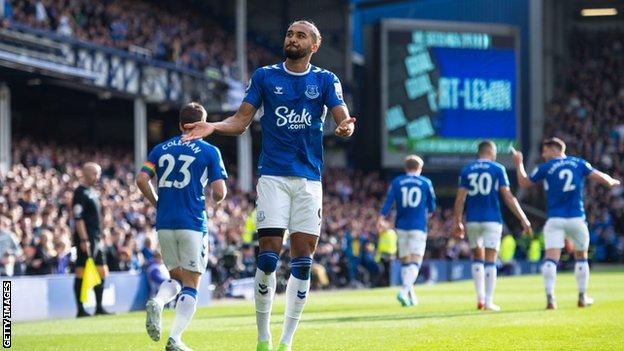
[{"x1": 14, "y1": 267, "x2": 624, "y2": 350}]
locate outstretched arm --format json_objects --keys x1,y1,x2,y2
[
  {"x1": 589, "y1": 170, "x2": 621, "y2": 188},
  {"x1": 511, "y1": 147, "x2": 534, "y2": 188},
  {"x1": 331, "y1": 105, "x2": 356, "y2": 138},
  {"x1": 182, "y1": 102, "x2": 257, "y2": 141},
  {"x1": 452, "y1": 187, "x2": 468, "y2": 238},
  {"x1": 500, "y1": 187, "x2": 533, "y2": 236}
]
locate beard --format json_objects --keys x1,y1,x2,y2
[{"x1": 284, "y1": 45, "x2": 310, "y2": 60}]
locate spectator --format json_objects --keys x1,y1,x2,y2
[
  {"x1": 240, "y1": 244, "x2": 256, "y2": 279},
  {"x1": 18, "y1": 188, "x2": 38, "y2": 217},
  {"x1": 105, "y1": 229, "x2": 122, "y2": 272},
  {"x1": 34, "y1": 0, "x2": 47, "y2": 24},
  {"x1": 51, "y1": 238, "x2": 71, "y2": 274},
  {"x1": 118, "y1": 248, "x2": 134, "y2": 272},
  {"x1": 141, "y1": 236, "x2": 154, "y2": 264},
  {"x1": 24, "y1": 229, "x2": 55, "y2": 275},
  {"x1": 0, "y1": 215, "x2": 22, "y2": 276},
  {"x1": 8, "y1": 133, "x2": 619, "y2": 291},
  {"x1": 146, "y1": 252, "x2": 169, "y2": 299},
  {"x1": 9, "y1": 0, "x2": 278, "y2": 78},
  {"x1": 56, "y1": 10, "x2": 72, "y2": 36},
  {"x1": 1, "y1": 0, "x2": 14, "y2": 20}
]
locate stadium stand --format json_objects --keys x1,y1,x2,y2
[
  {"x1": 6, "y1": 0, "x2": 277, "y2": 77},
  {"x1": 0, "y1": 4, "x2": 622, "y2": 295},
  {"x1": 0, "y1": 138, "x2": 474, "y2": 291}
]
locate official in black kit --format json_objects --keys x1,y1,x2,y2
[{"x1": 72, "y1": 162, "x2": 111, "y2": 317}]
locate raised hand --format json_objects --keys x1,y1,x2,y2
[
  {"x1": 510, "y1": 146, "x2": 523, "y2": 166},
  {"x1": 181, "y1": 122, "x2": 215, "y2": 142},
  {"x1": 335, "y1": 117, "x2": 356, "y2": 138}
]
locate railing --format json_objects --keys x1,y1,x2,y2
[{"x1": 0, "y1": 22, "x2": 230, "y2": 111}]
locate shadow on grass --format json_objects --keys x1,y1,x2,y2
[
  {"x1": 198, "y1": 312, "x2": 255, "y2": 320},
  {"x1": 200, "y1": 310, "x2": 538, "y2": 327},
  {"x1": 302, "y1": 308, "x2": 544, "y2": 325}
]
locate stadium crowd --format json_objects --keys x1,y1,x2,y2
[
  {"x1": 4, "y1": 0, "x2": 276, "y2": 78},
  {"x1": 1, "y1": 24, "x2": 623, "y2": 292},
  {"x1": 0, "y1": 138, "x2": 472, "y2": 290},
  {"x1": 538, "y1": 30, "x2": 624, "y2": 263}
]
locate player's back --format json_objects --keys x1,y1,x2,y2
[
  {"x1": 531, "y1": 156, "x2": 592, "y2": 218},
  {"x1": 148, "y1": 136, "x2": 227, "y2": 232},
  {"x1": 459, "y1": 160, "x2": 509, "y2": 223},
  {"x1": 384, "y1": 174, "x2": 436, "y2": 231}
]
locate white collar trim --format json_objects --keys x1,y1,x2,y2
[{"x1": 282, "y1": 62, "x2": 311, "y2": 76}]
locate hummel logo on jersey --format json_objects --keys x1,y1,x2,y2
[
  {"x1": 275, "y1": 106, "x2": 312, "y2": 130},
  {"x1": 258, "y1": 284, "x2": 269, "y2": 295},
  {"x1": 297, "y1": 290, "x2": 307, "y2": 299},
  {"x1": 274, "y1": 86, "x2": 283, "y2": 95}
]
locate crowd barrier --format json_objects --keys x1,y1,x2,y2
[
  {"x1": 6, "y1": 271, "x2": 212, "y2": 322},
  {"x1": 8, "y1": 260, "x2": 540, "y2": 321},
  {"x1": 226, "y1": 260, "x2": 542, "y2": 299},
  {"x1": 390, "y1": 259, "x2": 541, "y2": 285}
]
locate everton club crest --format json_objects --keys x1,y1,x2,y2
[{"x1": 305, "y1": 85, "x2": 320, "y2": 99}]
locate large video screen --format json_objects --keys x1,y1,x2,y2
[{"x1": 381, "y1": 20, "x2": 519, "y2": 167}]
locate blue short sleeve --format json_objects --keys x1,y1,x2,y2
[
  {"x1": 529, "y1": 164, "x2": 546, "y2": 183},
  {"x1": 141, "y1": 147, "x2": 160, "y2": 177},
  {"x1": 459, "y1": 169, "x2": 470, "y2": 189},
  {"x1": 427, "y1": 180, "x2": 437, "y2": 213},
  {"x1": 380, "y1": 180, "x2": 396, "y2": 217},
  {"x1": 323, "y1": 73, "x2": 345, "y2": 109},
  {"x1": 207, "y1": 147, "x2": 228, "y2": 182},
  {"x1": 499, "y1": 166, "x2": 510, "y2": 187},
  {"x1": 242, "y1": 68, "x2": 264, "y2": 108},
  {"x1": 580, "y1": 159, "x2": 594, "y2": 177}
]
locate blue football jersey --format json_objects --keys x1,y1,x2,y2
[
  {"x1": 142, "y1": 136, "x2": 228, "y2": 232},
  {"x1": 380, "y1": 174, "x2": 436, "y2": 231},
  {"x1": 459, "y1": 160, "x2": 510, "y2": 223},
  {"x1": 529, "y1": 156, "x2": 594, "y2": 218},
  {"x1": 243, "y1": 62, "x2": 346, "y2": 181}
]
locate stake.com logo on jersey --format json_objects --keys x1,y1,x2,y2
[{"x1": 275, "y1": 106, "x2": 312, "y2": 130}]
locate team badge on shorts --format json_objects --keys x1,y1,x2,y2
[
  {"x1": 305, "y1": 85, "x2": 320, "y2": 99},
  {"x1": 257, "y1": 211, "x2": 265, "y2": 222}
]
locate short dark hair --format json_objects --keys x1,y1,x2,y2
[
  {"x1": 405, "y1": 155, "x2": 423, "y2": 171},
  {"x1": 289, "y1": 20, "x2": 322, "y2": 44},
  {"x1": 179, "y1": 102, "x2": 206, "y2": 125},
  {"x1": 478, "y1": 140, "x2": 495, "y2": 156},
  {"x1": 542, "y1": 137, "x2": 566, "y2": 152}
]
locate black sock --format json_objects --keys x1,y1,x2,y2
[
  {"x1": 94, "y1": 279, "x2": 105, "y2": 310},
  {"x1": 74, "y1": 278, "x2": 84, "y2": 311}
]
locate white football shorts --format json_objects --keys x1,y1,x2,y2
[
  {"x1": 157, "y1": 229, "x2": 208, "y2": 273},
  {"x1": 256, "y1": 175, "x2": 323, "y2": 236},
  {"x1": 466, "y1": 222, "x2": 503, "y2": 251},
  {"x1": 543, "y1": 217, "x2": 589, "y2": 251},
  {"x1": 396, "y1": 229, "x2": 427, "y2": 258}
]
